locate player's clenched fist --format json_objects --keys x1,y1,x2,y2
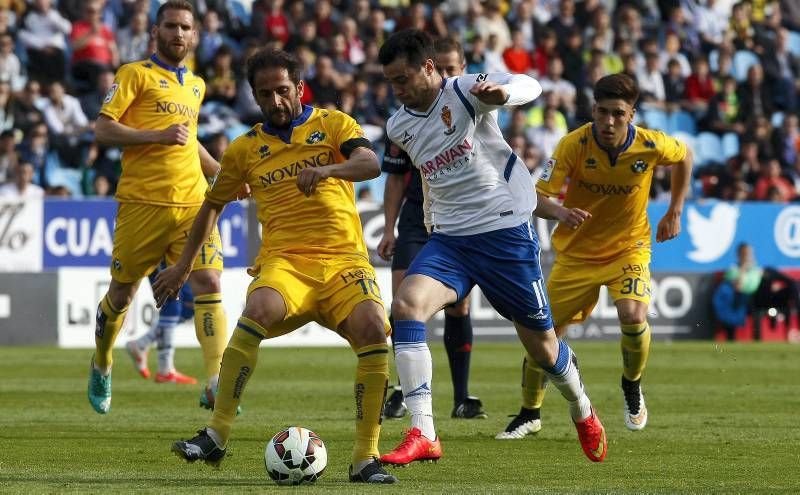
[
  {"x1": 296, "y1": 167, "x2": 331, "y2": 197},
  {"x1": 469, "y1": 81, "x2": 509, "y2": 105},
  {"x1": 160, "y1": 121, "x2": 191, "y2": 146}
]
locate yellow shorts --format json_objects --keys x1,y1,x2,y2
[
  {"x1": 247, "y1": 253, "x2": 391, "y2": 338},
  {"x1": 547, "y1": 250, "x2": 651, "y2": 327},
  {"x1": 110, "y1": 203, "x2": 223, "y2": 283}
]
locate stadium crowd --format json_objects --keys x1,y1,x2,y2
[{"x1": 0, "y1": 0, "x2": 799, "y2": 203}]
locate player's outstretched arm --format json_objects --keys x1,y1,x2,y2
[
  {"x1": 533, "y1": 191, "x2": 591, "y2": 228},
  {"x1": 656, "y1": 147, "x2": 694, "y2": 243},
  {"x1": 378, "y1": 173, "x2": 406, "y2": 261},
  {"x1": 296, "y1": 147, "x2": 379, "y2": 196},
  {"x1": 152, "y1": 201, "x2": 225, "y2": 307},
  {"x1": 95, "y1": 115, "x2": 191, "y2": 148},
  {"x1": 469, "y1": 74, "x2": 543, "y2": 107}
]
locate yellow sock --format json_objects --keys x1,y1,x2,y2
[
  {"x1": 193, "y1": 293, "x2": 228, "y2": 381},
  {"x1": 208, "y1": 317, "x2": 264, "y2": 446},
  {"x1": 521, "y1": 354, "x2": 549, "y2": 409},
  {"x1": 621, "y1": 322, "x2": 651, "y2": 381},
  {"x1": 352, "y1": 343, "x2": 389, "y2": 464},
  {"x1": 94, "y1": 294, "x2": 128, "y2": 370}
]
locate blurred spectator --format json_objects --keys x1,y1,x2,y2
[
  {"x1": 204, "y1": 44, "x2": 237, "y2": 106},
  {"x1": 532, "y1": 28, "x2": 557, "y2": 77},
  {"x1": 694, "y1": 0, "x2": 728, "y2": 52},
  {"x1": 17, "y1": 122, "x2": 56, "y2": 186},
  {"x1": 504, "y1": 108, "x2": 529, "y2": 141},
  {"x1": 614, "y1": 3, "x2": 645, "y2": 45},
  {"x1": 753, "y1": 159, "x2": 795, "y2": 201},
  {"x1": 41, "y1": 81, "x2": 90, "y2": 168},
  {"x1": 706, "y1": 75, "x2": 745, "y2": 134},
  {"x1": 340, "y1": 17, "x2": 366, "y2": 66},
  {"x1": 483, "y1": 33, "x2": 509, "y2": 73},
  {"x1": 363, "y1": 8, "x2": 391, "y2": 46},
  {"x1": 665, "y1": 5, "x2": 701, "y2": 57},
  {"x1": 650, "y1": 166, "x2": 672, "y2": 201},
  {"x1": 475, "y1": 0, "x2": 511, "y2": 52},
  {"x1": 0, "y1": 128, "x2": 17, "y2": 183},
  {"x1": 0, "y1": 80, "x2": 13, "y2": 131},
  {"x1": 234, "y1": 41, "x2": 265, "y2": 126},
  {"x1": 305, "y1": 55, "x2": 345, "y2": 107},
  {"x1": 726, "y1": 138, "x2": 762, "y2": 185},
  {"x1": 502, "y1": 29, "x2": 533, "y2": 74},
  {"x1": 466, "y1": 36, "x2": 487, "y2": 73},
  {"x1": 771, "y1": 113, "x2": 800, "y2": 169},
  {"x1": 313, "y1": 0, "x2": 337, "y2": 40},
  {"x1": 539, "y1": 57, "x2": 576, "y2": 122},
  {"x1": 252, "y1": 0, "x2": 290, "y2": 44},
  {"x1": 659, "y1": 31, "x2": 692, "y2": 78},
  {"x1": 509, "y1": 0, "x2": 536, "y2": 51},
  {"x1": 46, "y1": 184, "x2": 72, "y2": 196},
  {"x1": 730, "y1": 1, "x2": 755, "y2": 51},
  {"x1": 637, "y1": 51, "x2": 666, "y2": 110},
  {"x1": 329, "y1": 33, "x2": 357, "y2": 77},
  {"x1": 788, "y1": 155, "x2": 800, "y2": 197},
  {"x1": 0, "y1": 161, "x2": 44, "y2": 199},
  {"x1": 196, "y1": 9, "x2": 239, "y2": 71},
  {"x1": 737, "y1": 64, "x2": 773, "y2": 123},
  {"x1": 663, "y1": 58, "x2": 686, "y2": 112},
  {"x1": 760, "y1": 27, "x2": 800, "y2": 113},
  {"x1": 84, "y1": 142, "x2": 120, "y2": 195},
  {"x1": 0, "y1": 33, "x2": 24, "y2": 92},
  {"x1": 547, "y1": 0, "x2": 577, "y2": 50},
  {"x1": 10, "y1": 79, "x2": 45, "y2": 136},
  {"x1": 285, "y1": 18, "x2": 324, "y2": 54},
  {"x1": 748, "y1": 116, "x2": 776, "y2": 159},
  {"x1": 526, "y1": 106, "x2": 565, "y2": 159},
  {"x1": 583, "y1": 5, "x2": 613, "y2": 54},
  {"x1": 781, "y1": 0, "x2": 800, "y2": 32},
  {"x1": 684, "y1": 56, "x2": 716, "y2": 118},
  {"x1": 78, "y1": 68, "x2": 115, "y2": 121},
  {"x1": 560, "y1": 28, "x2": 585, "y2": 89},
  {"x1": 16, "y1": 0, "x2": 72, "y2": 84},
  {"x1": 69, "y1": 0, "x2": 118, "y2": 93},
  {"x1": 116, "y1": 10, "x2": 150, "y2": 65}
]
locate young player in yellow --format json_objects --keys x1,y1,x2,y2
[
  {"x1": 497, "y1": 73, "x2": 693, "y2": 439},
  {"x1": 87, "y1": 0, "x2": 229, "y2": 414},
  {"x1": 154, "y1": 49, "x2": 398, "y2": 484}
]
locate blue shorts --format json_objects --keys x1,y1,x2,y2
[{"x1": 406, "y1": 222, "x2": 553, "y2": 330}]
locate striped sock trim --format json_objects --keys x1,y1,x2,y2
[
  {"x1": 542, "y1": 340, "x2": 571, "y2": 376},
  {"x1": 621, "y1": 322, "x2": 649, "y2": 336},
  {"x1": 236, "y1": 317, "x2": 266, "y2": 340},
  {"x1": 393, "y1": 320, "x2": 426, "y2": 344},
  {"x1": 194, "y1": 293, "x2": 223, "y2": 305}
]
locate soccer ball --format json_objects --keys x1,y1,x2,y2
[{"x1": 264, "y1": 427, "x2": 327, "y2": 485}]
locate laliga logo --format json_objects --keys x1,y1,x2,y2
[
  {"x1": 774, "y1": 206, "x2": 800, "y2": 257},
  {"x1": 686, "y1": 203, "x2": 739, "y2": 263}
]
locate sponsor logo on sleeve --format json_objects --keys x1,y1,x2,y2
[
  {"x1": 540, "y1": 158, "x2": 556, "y2": 182},
  {"x1": 103, "y1": 84, "x2": 118, "y2": 104}
]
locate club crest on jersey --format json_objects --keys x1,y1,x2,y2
[
  {"x1": 631, "y1": 159, "x2": 649, "y2": 174},
  {"x1": 306, "y1": 131, "x2": 326, "y2": 144},
  {"x1": 401, "y1": 130, "x2": 413, "y2": 145},
  {"x1": 258, "y1": 145, "x2": 271, "y2": 158},
  {"x1": 103, "y1": 83, "x2": 118, "y2": 104},
  {"x1": 441, "y1": 105, "x2": 456, "y2": 135},
  {"x1": 159, "y1": 79, "x2": 169, "y2": 89},
  {"x1": 192, "y1": 85, "x2": 200, "y2": 98}
]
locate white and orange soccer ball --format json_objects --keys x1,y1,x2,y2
[{"x1": 264, "y1": 426, "x2": 327, "y2": 485}]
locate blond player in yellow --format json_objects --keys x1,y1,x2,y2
[
  {"x1": 154, "y1": 49, "x2": 398, "y2": 484},
  {"x1": 497, "y1": 73, "x2": 693, "y2": 439},
  {"x1": 87, "y1": 0, "x2": 229, "y2": 414}
]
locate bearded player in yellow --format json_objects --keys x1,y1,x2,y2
[
  {"x1": 497, "y1": 73, "x2": 693, "y2": 439},
  {"x1": 153, "y1": 49, "x2": 398, "y2": 484},
  {"x1": 87, "y1": 0, "x2": 230, "y2": 414}
]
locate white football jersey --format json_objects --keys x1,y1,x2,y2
[{"x1": 386, "y1": 72, "x2": 542, "y2": 235}]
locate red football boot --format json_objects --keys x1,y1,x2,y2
[
  {"x1": 574, "y1": 408, "x2": 607, "y2": 462},
  {"x1": 380, "y1": 427, "x2": 442, "y2": 466}
]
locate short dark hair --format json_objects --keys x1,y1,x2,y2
[
  {"x1": 433, "y1": 37, "x2": 465, "y2": 62},
  {"x1": 378, "y1": 29, "x2": 436, "y2": 67},
  {"x1": 246, "y1": 48, "x2": 301, "y2": 89},
  {"x1": 156, "y1": 0, "x2": 194, "y2": 25},
  {"x1": 593, "y1": 73, "x2": 639, "y2": 105}
]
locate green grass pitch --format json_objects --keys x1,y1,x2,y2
[{"x1": 1, "y1": 341, "x2": 798, "y2": 494}]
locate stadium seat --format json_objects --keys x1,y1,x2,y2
[
  {"x1": 731, "y1": 50, "x2": 759, "y2": 82},
  {"x1": 668, "y1": 110, "x2": 697, "y2": 135},
  {"x1": 225, "y1": 123, "x2": 251, "y2": 142},
  {"x1": 787, "y1": 30, "x2": 800, "y2": 57},
  {"x1": 641, "y1": 108, "x2": 668, "y2": 131},
  {"x1": 721, "y1": 132, "x2": 739, "y2": 160},
  {"x1": 695, "y1": 132, "x2": 724, "y2": 166},
  {"x1": 227, "y1": 0, "x2": 252, "y2": 26},
  {"x1": 47, "y1": 166, "x2": 84, "y2": 197}
]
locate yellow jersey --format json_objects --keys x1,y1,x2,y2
[
  {"x1": 536, "y1": 123, "x2": 687, "y2": 262},
  {"x1": 100, "y1": 55, "x2": 207, "y2": 206},
  {"x1": 207, "y1": 106, "x2": 371, "y2": 259}
]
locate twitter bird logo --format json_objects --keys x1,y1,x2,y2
[{"x1": 687, "y1": 203, "x2": 739, "y2": 263}]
